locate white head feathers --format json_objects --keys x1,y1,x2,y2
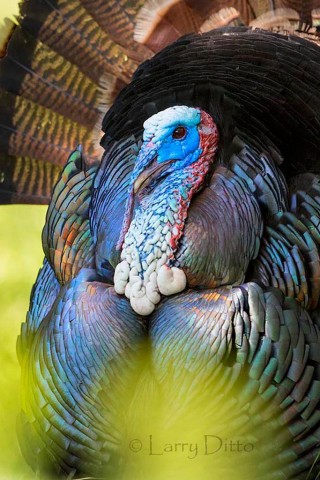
[{"x1": 143, "y1": 106, "x2": 200, "y2": 143}]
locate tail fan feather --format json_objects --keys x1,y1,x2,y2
[
  {"x1": 134, "y1": 0, "x2": 203, "y2": 52},
  {"x1": 0, "y1": 27, "x2": 100, "y2": 127},
  {"x1": 20, "y1": 0, "x2": 137, "y2": 83},
  {"x1": 250, "y1": 8, "x2": 299, "y2": 29},
  {"x1": 200, "y1": 7, "x2": 241, "y2": 32},
  {"x1": 312, "y1": 8, "x2": 320, "y2": 19},
  {"x1": 184, "y1": 0, "x2": 270, "y2": 20},
  {"x1": 276, "y1": 0, "x2": 320, "y2": 28},
  {"x1": 251, "y1": 7, "x2": 320, "y2": 45},
  {"x1": 0, "y1": 89, "x2": 98, "y2": 164},
  {"x1": 133, "y1": 0, "x2": 268, "y2": 52},
  {"x1": 0, "y1": 0, "x2": 117, "y2": 204},
  {"x1": 79, "y1": 0, "x2": 153, "y2": 62},
  {"x1": 186, "y1": 0, "x2": 260, "y2": 23},
  {"x1": 0, "y1": 155, "x2": 61, "y2": 204}
]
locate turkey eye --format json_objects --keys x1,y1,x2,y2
[{"x1": 172, "y1": 126, "x2": 186, "y2": 139}]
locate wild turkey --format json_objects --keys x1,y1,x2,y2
[{"x1": 2, "y1": 0, "x2": 320, "y2": 479}]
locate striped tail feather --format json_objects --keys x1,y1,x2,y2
[
  {"x1": 276, "y1": 0, "x2": 320, "y2": 28},
  {"x1": 0, "y1": 155, "x2": 61, "y2": 204},
  {"x1": 0, "y1": 82, "x2": 100, "y2": 203},
  {"x1": 20, "y1": 0, "x2": 138, "y2": 83},
  {"x1": 0, "y1": 26, "x2": 100, "y2": 127},
  {"x1": 250, "y1": 7, "x2": 300, "y2": 30},
  {"x1": 133, "y1": 0, "x2": 204, "y2": 52},
  {"x1": 0, "y1": 89, "x2": 97, "y2": 164},
  {"x1": 250, "y1": 6, "x2": 320, "y2": 45},
  {"x1": 260, "y1": 1, "x2": 320, "y2": 43},
  {"x1": 79, "y1": 0, "x2": 153, "y2": 62},
  {"x1": 133, "y1": 0, "x2": 271, "y2": 52}
]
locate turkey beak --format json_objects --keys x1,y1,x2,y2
[{"x1": 133, "y1": 158, "x2": 176, "y2": 194}]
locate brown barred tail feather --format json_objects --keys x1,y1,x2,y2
[
  {"x1": 276, "y1": 0, "x2": 319, "y2": 28},
  {"x1": 133, "y1": 0, "x2": 264, "y2": 52},
  {"x1": 0, "y1": 155, "x2": 61, "y2": 204},
  {"x1": 79, "y1": 0, "x2": 153, "y2": 62}
]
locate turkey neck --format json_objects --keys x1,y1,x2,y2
[
  {"x1": 113, "y1": 154, "x2": 211, "y2": 315},
  {"x1": 124, "y1": 155, "x2": 210, "y2": 261}
]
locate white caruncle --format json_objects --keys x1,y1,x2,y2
[
  {"x1": 114, "y1": 195, "x2": 187, "y2": 316},
  {"x1": 157, "y1": 265, "x2": 187, "y2": 296}
]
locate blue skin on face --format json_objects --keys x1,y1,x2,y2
[
  {"x1": 131, "y1": 124, "x2": 203, "y2": 188},
  {"x1": 157, "y1": 125, "x2": 202, "y2": 169}
]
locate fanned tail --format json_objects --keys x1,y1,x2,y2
[
  {"x1": 133, "y1": 0, "x2": 259, "y2": 52},
  {"x1": 251, "y1": 5, "x2": 320, "y2": 44},
  {"x1": 0, "y1": 0, "x2": 142, "y2": 204},
  {"x1": 1, "y1": 0, "x2": 320, "y2": 204}
]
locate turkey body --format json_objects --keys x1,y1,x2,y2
[{"x1": 14, "y1": 27, "x2": 320, "y2": 480}]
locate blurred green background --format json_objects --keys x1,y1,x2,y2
[
  {"x1": 0, "y1": 3, "x2": 47, "y2": 478},
  {"x1": 0, "y1": 206, "x2": 47, "y2": 479}
]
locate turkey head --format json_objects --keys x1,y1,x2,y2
[{"x1": 113, "y1": 105, "x2": 262, "y2": 315}]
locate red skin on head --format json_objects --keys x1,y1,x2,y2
[
  {"x1": 169, "y1": 110, "x2": 219, "y2": 252},
  {"x1": 117, "y1": 109, "x2": 219, "y2": 254}
]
